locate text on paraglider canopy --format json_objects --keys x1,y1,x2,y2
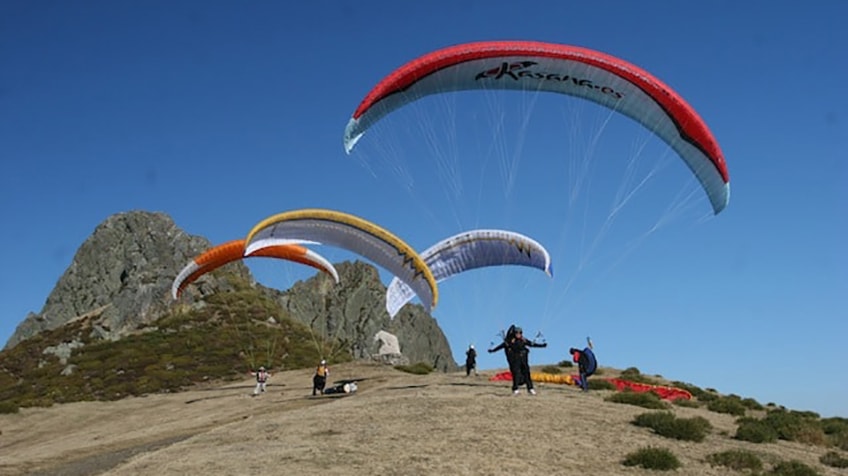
[{"x1": 475, "y1": 61, "x2": 624, "y2": 99}]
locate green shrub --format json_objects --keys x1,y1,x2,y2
[
  {"x1": 792, "y1": 410, "x2": 821, "y2": 419},
  {"x1": 619, "y1": 367, "x2": 659, "y2": 385},
  {"x1": 633, "y1": 411, "x2": 676, "y2": 430},
  {"x1": 606, "y1": 390, "x2": 669, "y2": 410},
  {"x1": 20, "y1": 396, "x2": 54, "y2": 408},
  {"x1": 539, "y1": 365, "x2": 561, "y2": 374},
  {"x1": 821, "y1": 417, "x2": 848, "y2": 450},
  {"x1": 820, "y1": 451, "x2": 848, "y2": 468},
  {"x1": 395, "y1": 362, "x2": 434, "y2": 375},
  {"x1": 767, "y1": 460, "x2": 820, "y2": 475},
  {"x1": 735, "y1": 418, "x2": 779, "y2": 443},
  {"x1": 673, "y1": 398, "x2": 700, "y2": 408},
  {"x1": 741, "y1": 397, "x2": 765, "y2": 411},
  {"x1": 621, "y1": 447, "x2": 681, "y2": 471},
  {"x1": 697, "y1": 390, "x2": 720, "y2": 403},
  {"x1": 621, "y1": 366, "x2": 641, "y2": 377},
  {"x1": 831, "y1": 433, "x2": 848, "y2": 451},
  {"x1": 821, "y1": 416, "x2": 848, "y2": 435},
  {"x1": 0, "y1": 400, "x2": 19, "y2": 414},
  {"x1": 733, "y1": 410, "x2": 828, "y2": 446},
  {"x1": 676, "y1": 415, "x2": 712, "y2": 441},
  {"x1": 588, "y1": 378, "x2": 616, "y2": 391},
  {"x1": 705, "y1": 449, "x2": 763, "y2": 472},
  {"x1": 763, "y1": 409, "x2": 827, "y2": 446},
  {"x1": 707, "y1": 396, "x2": 747, "y2": 416},
  {"x1": 670, "y1": 380, "x2": 706, "y2": 399},
  {"x1": 633, "y1": 411, "x2": 712, "y2": 442},
  {"x1": 556, "y1": 360, "x2": 574, "y2": 368}
]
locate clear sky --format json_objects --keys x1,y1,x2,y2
[{"x1": 1, "y1": 1, "x2": 846, "y2": 417}]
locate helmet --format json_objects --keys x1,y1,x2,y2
[
  {"x1": 320, "y1": 360, "x2": 326, "y2": 365},
  {"x1": 514, "y1": 327, "x2": 523, "y2": 334},
  {"x1": 469, "y1": 344, "x2": 474, "y2": 349},
  {"x1": 259, "y1": 366, "x2": 265, "y2": 371}
]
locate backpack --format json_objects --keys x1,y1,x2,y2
[{"x1": 582, "y1": 348, "x2": 597, "y2": 375}]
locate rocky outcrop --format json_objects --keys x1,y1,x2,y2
[
  {"x1": 5, "y1": 211, "x2": 249, "y2": 349},
  {"x1": 274, "y1": 261, "x2": 458, "y2": 372},
  {"x1": 5, "y1": 211, "x2": 459, "y2": 371},
  {"x1": 374, "y1": 330, "x2": 401, "y2": 355},
  {"x1": 373, "y1": 330, "x2": 408, "y2": 366}
]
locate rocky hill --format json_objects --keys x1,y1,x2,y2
[
  {"x1": 4, "y1": 211, "x2": 457, "y2": 370},
  {"x1": 274, "y1": 261, "x2": 456, "y2": 371},
  {"x1": 5, "y1": 211, "x2": 223, "y2": 348}
]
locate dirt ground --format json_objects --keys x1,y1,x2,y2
[{"x1": 0, "y1": 362, "x2": 841, "y2": 475}]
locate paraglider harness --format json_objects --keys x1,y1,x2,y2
[
  {"x1": 324, "y1": 381, "x2": 358, "y2": 395},
  {"x1": 255, "y1": 370, "x2": 269, "y2": 383}
]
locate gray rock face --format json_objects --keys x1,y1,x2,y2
[
  {"x1": 4, "y1": 211, "x2": 246, "y2": 349},
  {"x1": 5, "y1": 211, "x2": 459, "y2": 372},
  {"x1": 274, "y1": 261, "x2": 458, "y2": 372}
]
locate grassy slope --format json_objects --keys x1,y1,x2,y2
[
  {"x1": 1, "y1": 362, "x2": 846, "y2": 476},
  {"x1": 0, "y1": 274, "x2": 352, "y2": 409}
]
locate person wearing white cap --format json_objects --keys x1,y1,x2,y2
[
  {"x1": 252, "y1": 366, "x2": 271, "y2": 396},
  {"x1": 465, "y1": 344, "x2": 478, "y2": 376}
]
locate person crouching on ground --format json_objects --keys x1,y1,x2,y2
[{"x1": 313, "y1": 359, "x2": 329, "y2": 395}]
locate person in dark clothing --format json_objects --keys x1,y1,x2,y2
[
  {"x1": 569, "y1": 346, "x2": 597, "y2": 391},
  {"x1": 312, "y1": 360, "x2": 329, "y2": 396},
  {"x1": 488, "y1": 326, "x2": 546, "y2": 395},
  {"x1": 465, "y1": 344, "x2": 478, "y2": 376},
  {"x1": 492, "y1": 324, "x2": 520, "y2": 366}
]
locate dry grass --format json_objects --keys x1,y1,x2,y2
[{"x1": 0, "y1": 362, "x2": 842, "y2": 476}]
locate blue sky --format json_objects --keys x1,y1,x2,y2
[{"x1": 1, "y1": 1, "x2": 846, "y2": 416}]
